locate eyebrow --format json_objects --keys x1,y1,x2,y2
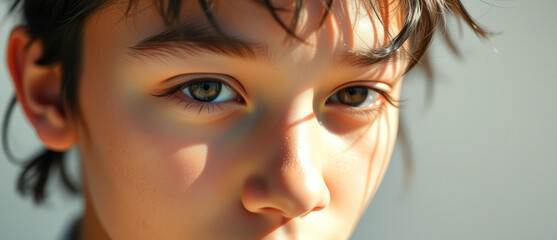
[
  {"x1": 127, "y1": 22, "x2": 268, "y2": 62},
  {"x1": 127, "y1": 22, "x2": 398, "y2": 67},
  {"x1": 339, "y1": 47, "x2": 400, "y2": 68}
]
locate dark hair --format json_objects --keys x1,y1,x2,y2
[{"x1": 3, "y1": 0, "x2": 487, "y2": 204}]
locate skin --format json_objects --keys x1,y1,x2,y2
[{"x1": 8, "y1": 0, "x2": 407, "y2": 239}]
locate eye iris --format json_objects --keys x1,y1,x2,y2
[
  {"x1": 337, "y1": 87, "x2": 368, "y2": 106},
  {"x1": 189, "y1": 82, "x2": 222, "y2": 102}
]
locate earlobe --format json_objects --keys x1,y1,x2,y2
[{"x1": 7, "y1": 26, "x2": 78, "y2": 151}]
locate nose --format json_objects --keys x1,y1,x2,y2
[
  {"x1": 241, "y1": 130, "x2": 331, "y2": 218},
  {"x1": 241, "y1": 91, "x2": 331, "y2": 219}
]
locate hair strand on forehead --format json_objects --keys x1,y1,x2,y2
[{"x1": 5, "y1": 0, "x2": 488, "y2": 204}]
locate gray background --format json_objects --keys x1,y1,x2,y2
[{"x1": 1, "y1": 1, "x2": 556, "y2": 239}]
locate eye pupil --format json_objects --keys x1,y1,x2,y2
[
  {"x1": 337, "y1": 87, "x2": 368, "y2": 106},
  {"x1": 189, "y1": 81, "x2": 222, "y2": 102},
  {"x1": 202, "y1": 83, "x2": 211, "y2": 91}
]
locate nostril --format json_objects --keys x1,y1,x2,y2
[
  {"x1": 241, "y1": 164, "x2": 332, "y2": 218},
  {"x1": 312, "y1": 205, "x2": 325, "y2": 212},
  {"x1": 299, "y1": 205, "x2": 326, "y2": 218},
  {"x1": 260, "y1": 207, "x2": 285, "y2": 216},
  {"x1": 241, "y1": 177, "x2": 269, "y2": 214}
]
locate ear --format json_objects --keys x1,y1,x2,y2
[{"x1": 7, "y1": 26, "x2": 77, "y2": 151}]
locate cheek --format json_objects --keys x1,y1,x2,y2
[
  {"x1": 77, "y1": 77, "x2": 219, "y2": 238},
  {"x1": 325, "y1": 104, "x2": 399, "y2": 225}
]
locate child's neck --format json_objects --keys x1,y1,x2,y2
[{"x1": 79, "y1": 189, "x2": 110, "y2": 240}]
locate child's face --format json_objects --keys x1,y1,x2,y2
[{"x1": 76, "y1": 0, "x2": 405, "y2": 239}]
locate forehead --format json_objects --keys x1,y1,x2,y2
[
  {"x1": 83, "y1": 0, "x2": 407, "y2": 85},
  {"x1": 95, "y1": 0, "x2": 404, "y2": 51},
  {"x1": 220, "y1": 0, "x2": 403, "y2": 56}
]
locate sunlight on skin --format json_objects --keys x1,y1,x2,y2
[
  {"x1": 280, "y1": 88, "x2": 325, "y2": 196},
  {"x1": 68, "y1": 0, "x2": 408, "y2": 239}
]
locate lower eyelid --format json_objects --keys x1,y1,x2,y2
[
  {"x1": 166, "y1": 92, "x2": 243, "y2": 117},
  {"x1": 347, "y1": 108, "x2": 383, "y2": 121},
  {"x1": 325, "y1": 96, "x2": 386, "y2": 123}
]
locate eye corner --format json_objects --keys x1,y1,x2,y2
[{"x1": 151, "y1": 84, "x2": 183, "y2": 98}]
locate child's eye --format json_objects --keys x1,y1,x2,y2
[
  {"x1": 181, "y1": 80, "x2": 238, "y2": 103},
  {"x1": 327, "y1": 86, "x2": 379, "y2": 107},
  {"x1": 152, "y1": 75, "x2": 246, "y2": 118},
  {"x1": 324, "y1": 84, "x2": 397, "y2": 123}
]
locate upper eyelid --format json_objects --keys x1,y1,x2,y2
[
  {"x1": 329, "y1": 81, "x2": 392, "y2": 92},
  {"x1": 326, "y1": 81, "x2": 399, "y2": 108},
  {"x1": 152, "y1": 73, "x2": 247, "y2": 98},
  {"x1": 327, "y1": 81, "x2": 392, "y2": 98}
]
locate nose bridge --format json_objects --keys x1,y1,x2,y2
[
  {"x1": 280, "y1": 88, "x2": 318, "y2": 164},
  {"x1": 276, "y1": 88, "x2": 330, "y2": 217},
  {"x1": 280, "y1": 111, "x2": 323, "y2": 197},
  {"x1": 242, "y1": 88, "x2": 331, "y2": 218},
  {"x1": 279, "y1": 87, "x2": 323, "y2": 175}
]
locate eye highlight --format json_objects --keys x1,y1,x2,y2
[
  {"x1": 182, "y1": 80, "x2": 237, "y2": 103},
  {"x1": 327, "y1": 86, "x2": 379, "y2": 108},
  {"x1": 152, "y1": 74, "x2": 246, "y2": 117},
  {"x1": 324, "y1": 83, "x2": 398, "y2": 123}
]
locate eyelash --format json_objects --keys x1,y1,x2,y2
[
  {"x1": 153, "y1": 79, "x2": 245, "y2": 114},
  {"x1": 327, "y1": 87, "x2": 397, "y2": 122},
  {"x1": 371, "y1": 88, "x2": 398, "y2": 109},
  {"x1": 153, "y1": 78, "x2": 398, "y2": 120}
]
